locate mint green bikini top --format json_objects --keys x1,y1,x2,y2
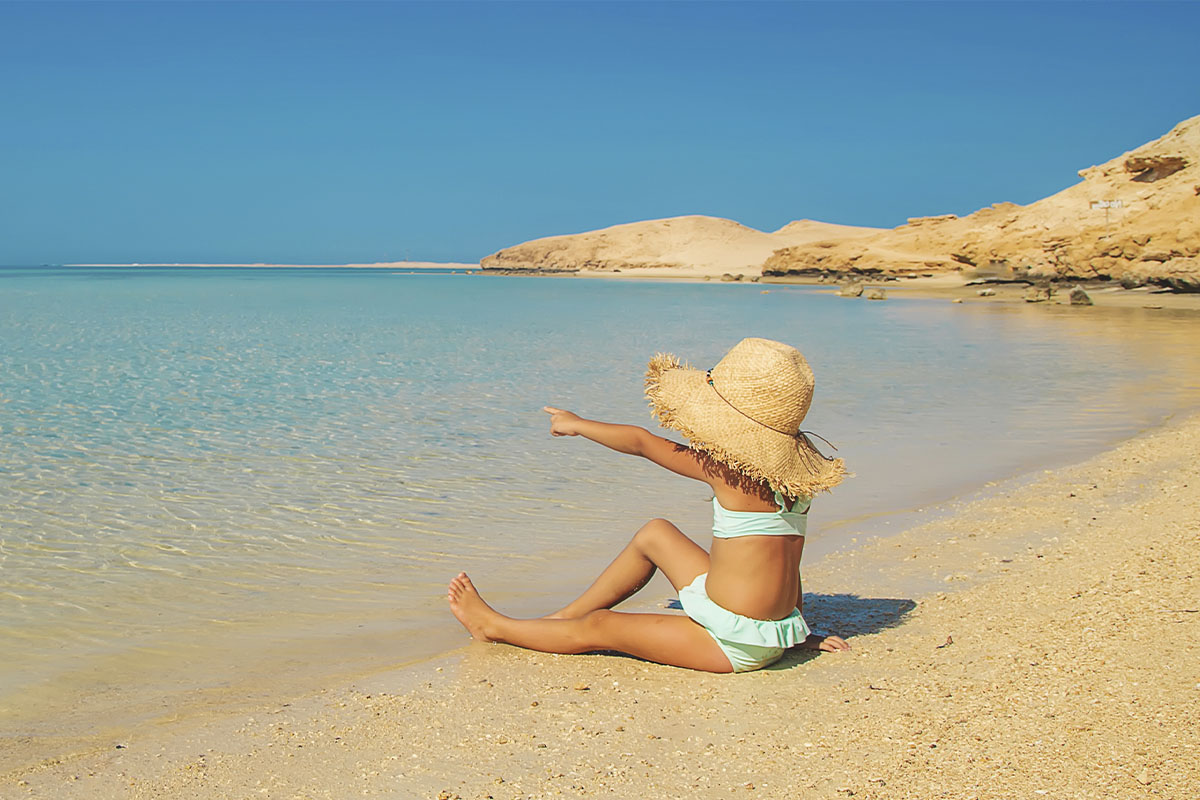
[{"x1": 711, "y1": 492, "x2": 811, "y2": 539}]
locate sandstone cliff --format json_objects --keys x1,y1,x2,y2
[{"x1": 763, "y1": 114, "x2": 1200, "y2": 290}]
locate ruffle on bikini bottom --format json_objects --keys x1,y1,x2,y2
[{"x1": 678, "y1": 573, "x2": 811, "y2": 649}]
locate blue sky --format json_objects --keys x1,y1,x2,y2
[{"x1": 2, "y1": 1, "x2": 1197, "y2": 265}]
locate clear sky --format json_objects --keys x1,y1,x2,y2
[{"x1": 2, "y1": 0, "x2": 1197, "y2": 265}]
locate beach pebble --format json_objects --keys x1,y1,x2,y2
[
  {"x1": 1137, "y1": 768, "x2": 1151, "y2": 785},
  {"x1": 952, "y1": 298, "x2": 964, "y2": 303},
  {"x1": 573, "y1": 682, "x2": 590, "y2": 691},
  {"x1": 977, "y1": 288, "x2": 996, "y2": 296}
]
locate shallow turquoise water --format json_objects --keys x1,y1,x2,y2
[{"x1": 2, "y1": 267, "x2": 1199, "y2": 741}]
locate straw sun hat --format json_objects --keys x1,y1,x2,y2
[{"x1": 645, "y1": 337, "x2": 846, "y2": 498}]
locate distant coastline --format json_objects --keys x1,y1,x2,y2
[
  {"x1": 60, "y1": 261, "x2": 478, "y2": 269},
  {"x1": 479, "y1": 114, "x2": 1200, "y2": 292}
]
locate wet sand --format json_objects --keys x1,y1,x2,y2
[{"x1": 6, "y1": 407, "x2": 1197, "y2": 798}]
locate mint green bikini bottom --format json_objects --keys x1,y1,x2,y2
[{"x1": 678, "y1": 573, "x2": 811, "y2": 673}]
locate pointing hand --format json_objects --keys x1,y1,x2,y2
[{"x1": 543, "y1": 406, "x2": 583, "y2": 437}]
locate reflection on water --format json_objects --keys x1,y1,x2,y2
[{"x1": 2, "y1": 267, "x2": 1199, "y2": 747}]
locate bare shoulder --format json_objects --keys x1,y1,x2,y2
[{"x1": 708, "y1": 464, "x2": 792, "y2": 511}]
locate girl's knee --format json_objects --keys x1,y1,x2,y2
[
  {"x1": 581, "y1": 608, "x2": 615, "y2": 627},
  {"x1": 633, "y1": 518, "x2": 679, "y2": 546}
]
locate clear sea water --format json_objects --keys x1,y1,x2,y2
[{"x1": 3, "y1": 266, "x2": 1200, "y2": 753}]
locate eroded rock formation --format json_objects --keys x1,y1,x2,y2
[{"x1": 764, "y1": 115, "x2": 1200, "y2": 290}]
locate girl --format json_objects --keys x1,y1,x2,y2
[{"x1": 448, "y1": 337, "x2": 850, "y2": 673}]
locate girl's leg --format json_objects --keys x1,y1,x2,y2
[
  {"x1": 448, "y1": 573, "x2": 732, "y2": 673},
  {"x1": 546, "y1": 518, "x2": 710, "y2": 619}
]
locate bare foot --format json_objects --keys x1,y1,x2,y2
[{"x1": 447, "y1": 572, "x2": 501, "y2": 642}]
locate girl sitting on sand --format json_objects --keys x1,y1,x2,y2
[{"x1": 448, "y1": 337, "x2": 850, "y2": 673}]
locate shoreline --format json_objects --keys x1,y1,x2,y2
[
  {"x1": 6, "y1": 409, "x2": 1198, "y2": 798},
  {"x1": 479, "y1": 264, "x2": 1200, "y2": 312},
  {"x1": 40, "y1": 261, "x2": 1200, "y2": 312}
]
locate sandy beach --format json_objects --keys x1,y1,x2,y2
[{"x1": 6, "y1": 401, "x2": 1197, "y2": 798}]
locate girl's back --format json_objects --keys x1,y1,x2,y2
[{"x1": 704, "y1": 463, "x2": 806, "y2": 620}]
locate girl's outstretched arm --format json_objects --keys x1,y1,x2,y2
[{"x1": 543, "y1": 406, "x2": 711, "y2": 484}]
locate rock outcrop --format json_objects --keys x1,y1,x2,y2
[
  {"x1": 1068, "y1": 286, "x2": 1094, "y2": 306},
  {"x1": 764, "y1": 115, "x2": 1200, "y2": 291}
]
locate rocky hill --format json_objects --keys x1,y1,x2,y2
[
  {"x1": 481, "y1": 115, "x2": 1199, "y2": 290},
  {"x1": 763, "y1": 114, "x2": 1200, "y2": 290},
  {"x1": 479, "y1": 216, "x2": 878, "y2": 278}
]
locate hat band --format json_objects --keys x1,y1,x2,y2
[
  {"x1": 704, "y1": 370, "x2": 794, "y2": 435},
  {"x1": 705, "y1": 369, "x2": 838, "y2": 457}
]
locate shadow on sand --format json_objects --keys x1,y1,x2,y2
[
  {"x1": 649, "y1": 592, "x2": 916, "y2": 670},
  {"x1": 766, "y1": 592, "x2": 917, "y2": 670}
]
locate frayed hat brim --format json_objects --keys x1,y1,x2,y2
[{"x1": 645, "y1": 352, "x2": 846, "y2": 497}]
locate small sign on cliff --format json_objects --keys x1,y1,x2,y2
[{"x1": 1091, "y1": 199, "x2": 1124, "y2": 238}]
